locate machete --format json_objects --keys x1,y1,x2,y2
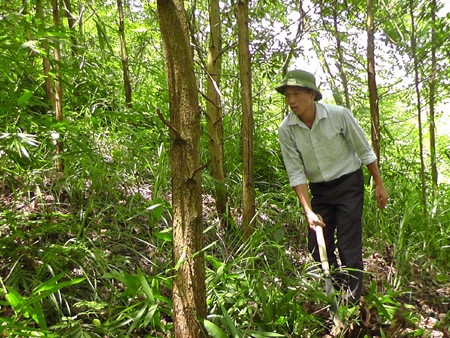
[{"x1": 315, "y1": 225, "x2": 344, "y2": 332}]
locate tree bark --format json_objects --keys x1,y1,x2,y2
[
  {"x1": 156, "y1": 1, "x2": 207, "y2": 337},
  {"x1": 236, "y1": 0, "x2": 255, "y2": 239},
  {"x1": 117, "y1": 0, "x2": 132, "y2": 108},
  {"x1": 205, "y1": 0, "x2": 227, "y2": 229},
  {"x1": 367, "y1": 0, "x2": 381, "y2": 164}
]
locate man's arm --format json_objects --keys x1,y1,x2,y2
[
  {"x1": 366, "y1": 161, "x2": 388, "y2": 208},
  {"x1": 293, "y1": 184, "x2": 325, "y2": 229}
]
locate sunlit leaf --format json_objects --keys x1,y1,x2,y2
[{"x1": 204, "y1": 319, "x2": 229, "y2": 338}]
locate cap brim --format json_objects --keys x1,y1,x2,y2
[{"x1": 275, "y1": 84, "x2": 322, "y2": 101}]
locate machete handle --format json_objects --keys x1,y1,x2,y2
[{"x1": 315, "y1": 225, "x2": 331, "y2": 276}]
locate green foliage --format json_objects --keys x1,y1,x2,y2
[
  {"x1": 0, "y1": 273, "x2": 84, "y2": 337},
  {"x1": 204, "y1": 225, "x2": 325, "y2": 337},
  {"x1": 1, "y1": 0, "x2": 449, "y2": 336}
]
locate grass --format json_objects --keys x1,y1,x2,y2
[{"x1": 1, "y1": 110, "x2": 449, "y2": 337}]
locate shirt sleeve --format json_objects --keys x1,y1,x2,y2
[
  {"x1": 341, "y1": 109, "x2": 377, "y2": 165},
  {"x1": 278, "y1": 124, "x2": 308, "y2": 187}
]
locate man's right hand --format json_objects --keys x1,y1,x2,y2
[{"x1": 306, "y1": 211, "x2": 326, "y2": 230}]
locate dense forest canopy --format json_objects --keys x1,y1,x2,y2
[{"x1": 0, "y1": 0, "x2": 449, "y2": 337}]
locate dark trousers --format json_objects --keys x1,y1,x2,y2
[{"x1": 308, "y1": 168, "x2": 364, "y2": 300}]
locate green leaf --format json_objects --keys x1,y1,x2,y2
[
  {"x1": 127, "y1": 301, "x2": 149, "y2": 335},
  {"x1": 139, "y1": 273, "x2": 155, "y2": 303},
  {"x1": 204, "y1": 319, "x2": 229, "y2": 338},
  {"x1": 17, "y1": 89, "x2": 33, "y2": 105},
  {"x1": 150, "y1": 199, "x2": 165, "y2": 220},
  {"x1": 19, "y1": 145, "x2": 30, "y2": 158},
  {"x1": 33, "y1": 276, "x2": 85, "y2": 299},
  {"x1": 155, "y1": 227, "x2": 173, "y2": 242},
  {"x1": 5, "y1": 288, "x2": 23, "y2": 309},
  {"x1": 5, "y1": 287, "x2": 33, "y2": 320},
  {"x1": 143, "y1": 304, "x2": 158, "y2": 326},
  {"x1": 31, "y1": 300, "x2": 47, "y2": 330},
  {"x1": 248, "y1": 331, "x2": 285, "y2": 337},
  {"x1": 220, "y1": 304, "x2": 240, "y2": 337},
  {"x1": 206, "y1": 255, "x2": 223, "y2": 270}
]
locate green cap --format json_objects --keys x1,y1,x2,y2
[{"x1": 275, "y1": 69, "x2": 322, "y2": 101}]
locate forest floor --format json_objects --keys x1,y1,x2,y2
[
  {"x1": 208, "y1": 193, "x2": 450, "y2": 337},
  {"x1": 314, "y1": 250, "x2": 450, "y2": 337},
  {"x1": 282, "y1": 221, "x2": 450, "y2": 338},
  {"x1": 360, "y1": 251, "x2": 449, "y2": 337},
  {"x1": 1, "y1": 187, "x2": 449, "y2": 337}
]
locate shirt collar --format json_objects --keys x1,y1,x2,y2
[{"x1": 285, "y1": 102, "x2": 328, "y2": 126}]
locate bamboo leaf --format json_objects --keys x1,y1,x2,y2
[
  {"x1": 127, "y1": 301, "x2": 149, "y2": 335},
  {"x1": 220, "y1": 304, "x2": 240, "y2": 337},
  {"x1": 143, "y1": 304, "x2": 158, "y2": 326},
  {"x1": 155, "y1": 227, "x2": 173, "y2": 242},
  {"x1": 139, "y1": 273, "x2": 155, "y2": 303},
  {"x1": 248, "y1": 332, "x2": 285, "y2": 337},
  {"x1": 204, "y1": 319, "x2": 229, "y2": 338},
  {"x1": 31, "y1": 277, "x2": 85, "y2": 305},
  {"x1": 17, "y1": 90, "x2": 33, "y2": 105}
]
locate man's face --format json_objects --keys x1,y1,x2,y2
[{"x1": 284, "y1": 86, "x2": 316, "y2": 117}]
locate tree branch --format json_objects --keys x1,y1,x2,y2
[{"x1": 156, "y1": 107, "x2": 182, "y2": 140}]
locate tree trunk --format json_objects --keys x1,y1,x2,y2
[
  {"x1": 281, "y1": 2, "x2": 306, "y2": 76},
  {"x1": 331, "y1": 4, "x2": 350, "y2": 109},
  {"x1": 156, "y1": 1, "x2": 207, "y2": 337},
  {"x1": 311, "y1": 34, "x2": 345, "y2": 107},
  {"x1": 281, "y1": 2, "x2": 307, "y2": 118},
  {"x1": 367, "y1": 0, "x2": 381, "y2": 164},
  {"x1": 62, "y1": 0, "x2": 79, "y2": 56},
  {"x1": 205, "y1": 0, "x2": 227, "y2": 229},
  {"x1": 51, "y1": 0, "x2": 64, "y2": 172},
  {"x1": 410, "y1": 0, "x2": 427, "y2": 214},
  {"x1": 429, "y1": 0, "x2": 438, "y2": 191},
  {"x1": 36, "y1": 0, "x2": 54, "y2": 105},
  {"x1": 236, "y1": 0, "x2": 255, "y2": 239},
  {"x1": 117, "y1": 0, "x2": 132, "y2": 108}
]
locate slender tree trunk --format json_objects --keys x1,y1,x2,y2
[
  {"x1": 429, "y1": 0, "x2": 438, "y2": 191},
  {"x1": 311, "y1": 35, "x2": 345, "y2": 106},
  {"x1": 236, "y1": 0, "x2": 255, "y2": 239},
  {"x1": 51, "y1": 0, "x2": 64, "y2": 172},
  {"x1": 205, "y1": 0, "x2": 227, "y2": 228},
  {"x1": 367, "y1": 0, "x2": 381, "y2": 164},
  {"x1": 331, "y1": 5, "x2": 350, "y2": 109},
  {"x1": 21, "y1": 0, "x2": 31, "y2": 41},
  {"x1": 117, "y1": 0, "x2": 132, "y2": 108},
  {"x1": 410, "y1": 0, "x2": 427, "y2": 214},
  {"x1": 77, "y1": 0, "x2": 84, "y2": 36},
  {"x1": 282, "y1": 2, "x2": 306, "y2": 75},
  {"x1": 281, "y1": 2, "x2": 306, "y2": 118},
  {"x1": 36, "y1": 0, "x2": 54, "y2": 105},
  {"x1": 156, "y1": 1, "x2": 207, "y2": 337},
  {"x1": 62, "y1": 0, "x2": 79, "y2": 56}
]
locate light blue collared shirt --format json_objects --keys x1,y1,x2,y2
[{"x1": 278, "y1": 102, "x2": 377, "y2": 186}]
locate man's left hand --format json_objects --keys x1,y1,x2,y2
[{"x1": 375, "y1": 184, "x2": 388, "y2": 208}]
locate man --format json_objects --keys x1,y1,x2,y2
[{"x1": 276, "y1": 69, "x2": 388, "y2": 301}]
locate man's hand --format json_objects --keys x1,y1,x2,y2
[
  {"x1": 375, "y1": 184, "x2": 388, "y2": 209},
  {"x1": 366, "y1": 161, "x2": 388, "y2": 209},
  {"x1": 306, "y1": 211, "x2": 325, "y2": 230}
]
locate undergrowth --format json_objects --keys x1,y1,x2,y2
[{"x1": 1, "y1": 109, "x2": 449, "y2": 337}]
